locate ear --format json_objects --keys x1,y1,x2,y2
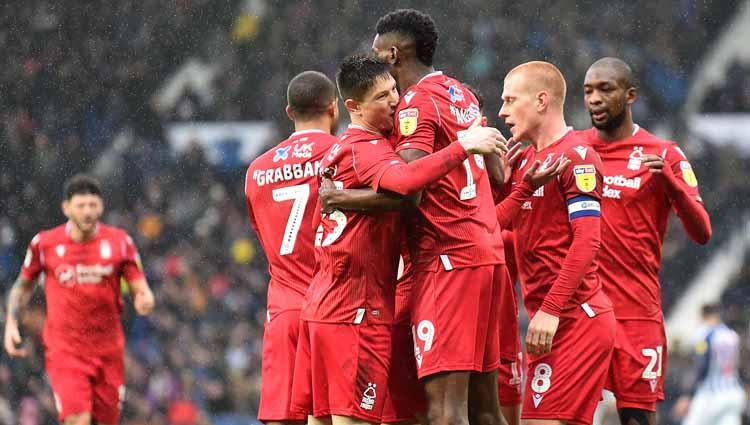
[
  {"x1": 388, "y1": 46, "x2": 399, "y2": 66},
  {"x1": 61, "y1": 201, "x2": 70, "y2": 218},
  {"x1": 625, "y1": 87, "x2": 637, "y2": 106},
  {"x1": 285, "y1": 105, "x2": 295, "y2": 122},
  {"x1": 344, "y1": 98, "x2": 360, "y2": 115},
  {"x1": 536, "y1": 91, "x2": 550, "y2": 112}
]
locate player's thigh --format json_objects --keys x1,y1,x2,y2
[
  {"x1": 91, "y1": 353, "x2": 125, "y2": 425},
  {"x1": 332, "y1": 414, "x2": 379, "y2": 425},
  {"x1": 265, "y1": 421, "x2": 306, "y2": 425},
  {"x1": 468, "y1": 370, "x2": 501, "y2": 413},
  {"x1": 46, "y1": 349, "x2": 96, "y2": 421},
  {"x1": 63, "y1": 412, "x2": 92, "y2": 425},
  {"x1": 310, "y1": 415, "x2": 333, "y2": 425},
  {"x1": 500, "y1": 403, "x2": 520, "y2": 425},
  {"x1": 308, "y1": 322, "x2": 391, "y2": 422},
  {"x1": 411, "y1": 266, "x2": 498, "y2": 377},
  {"x1": 607, "y1": 320, "x2": 666, "y2": 409},
  {"x1": 382, "y1": 323, "x2": 426, "y2": 424},
  {"x1": 522, "y1": 310, "x2": 615, "y2": 424},
  {"x1": 423, "y1": 371, "x2": 471, "y2": 420},
  {"x1": 260, "y1": 310, "x2": 307, "y2": 422}
]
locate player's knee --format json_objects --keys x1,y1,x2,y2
[
  {"x1": 63, "y1": 412, "x2": 92, "y2": 425},
  {"x1": 425, "y1": 401, "x2": 468, "y2": 425}
]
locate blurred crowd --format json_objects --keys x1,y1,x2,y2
[
  {"x1": 0, "y1": 0, "x2": 748, "y2": 424},
  {"x1": 701, "y1": 60, "x2": 750, "y2": 112}
]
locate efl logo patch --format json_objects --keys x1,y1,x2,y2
[
  {"x1": 399, "y1": 108, "x2": 418, "y2": 136},
  {"x1": 573, "y1": 164, "x2": 597, "y2": 192},
  {"x1": 680, "y1": 161, "x2": 698, "y2": 187}
]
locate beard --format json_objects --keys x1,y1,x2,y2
[{"x1": 591, "y1": 107, "x2": 627, "y2": 131}]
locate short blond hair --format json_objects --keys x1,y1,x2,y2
[{"x1": 505, "y1": 61, "x2": 566, "y2": 109}]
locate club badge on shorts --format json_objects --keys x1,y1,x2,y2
[
  {"x1": 573, "y1": 164, "x2": 597, "y2": 192},
  {"x1": 399, "y1": 108, "x2": 418, "y2": 136},
  {"x1": 680, "y1": 161, "x2": 698, "y2": 187}
]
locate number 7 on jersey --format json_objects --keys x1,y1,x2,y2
[{"x1": 272, "y1": 183, "x2": 310, "y2": 255}]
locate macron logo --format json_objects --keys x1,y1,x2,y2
[{"x1": 532, "y1": 393, "x2": 544, "y2": 408}]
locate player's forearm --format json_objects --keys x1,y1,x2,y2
[
  {"x1": 495, "y1": 182, "x2": 535, "y2": 228},
  {"x1": 540, "y1": 216, "x2": 601, "y2": 316},
  {"x1": 321, "y1": 188, "x2": 415, "y2": 212},
  {"x1": 127, "y1": 278, "x2": 151, "y2": 294},
  {"x1": 484, "y1": 153, "x2": 505, "y2": 186},
  {"x1": 6, "y1": 276, "x2": 34, "y2": 323},
  {"x1": 380, "y1": 142, "x2": 468, "y2": 195},
  {"x1": 667, "y1": 183, "x2": 711, "y2": 244}
]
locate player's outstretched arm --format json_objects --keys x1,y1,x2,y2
[
  {"x1": 380, "y1": 120, "x2": 507, "y2": 195},
  {"x1": 128, "y1": 278, "x2": 155, "y2": 316},
  {"x1": 642, "y1": 153, "x2": 711, "y2": 244},
  {"x1": 319, "y1": 176, "x2": 418, "y2": 213},
  {"x1": 4, "y1": 275, "x2": 35, "y2": 357}
]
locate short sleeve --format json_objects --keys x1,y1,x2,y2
[
  {"x1": 121, "y1": 234, "x2": 145, "y2": 282},
  {"x1": 665, "y1": 143, "x2": 702, "y2": 202},
  {"x1": 558, "y1": 145, "x2": 604, "y2": 221},
  {"x1": 351, "y1": 139, "x2": 405, "y2": 192},
  {"x1": 20, "y1": 234, "x2": 43, "y2": 281},
  {"x1": 394, "y1": 92, "x2": 440, "y2": 154}
]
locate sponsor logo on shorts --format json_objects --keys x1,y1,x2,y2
[
  {"x1": 532, "y1": 393, "x2": 544, "y2": 408},
  {"x1": 649, "y1": 379, "x2": 657, "y2": 393},
  {"x1": 360, "y1": 382, "x2": 377, "y2": 411}
]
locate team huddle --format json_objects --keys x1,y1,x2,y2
[
  {"x1": 245, "y1": 8, "x2": 711, "y2": 425},
  {"x1": 1, "y1": 7, "x2": 712, "y2": 425}
]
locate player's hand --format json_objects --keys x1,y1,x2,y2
[
  {"x1": 526, "y1": 310, "x2": 559, "y2": 356},
  {"x1": 4, "y1": 320, "x2": 26, "y2": 357},
  {"x1": 134, "y1": 288, "x2": 155, "y2": 315},
  {"x1": 458, "y1": 116, "x2": 508, "y2": 156},
  {"x1": 672, "y1": 395, "x2": 691, "y2": 420},
  {"x1": 522, "y1": 157, "x2": 571, "y2": 189},
  {"x1": 319, "y1": 175, "x2": 337, "y2": 214},
  {"x1": 499, "y1": 140, "x2": 525, "y2": 184}
]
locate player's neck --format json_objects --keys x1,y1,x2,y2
[
  {"x1": 597, "y1": 112, "x2": 635, "y2": 142},
  {"x1": 294, "y1": 119, "x2": 331, "y2": 135},
  {"x1": 398, "y1": 64, "x2": 435, "y2": 92},
  {"x1": 532, "y1": 117, "x2": 569, "y2": 151},
  {"x1": 349, "y1": 116, "x2": 383, "y2": 136},
  {"x1": 67, "y1": 221, "x2": 97, "y2": 243}
]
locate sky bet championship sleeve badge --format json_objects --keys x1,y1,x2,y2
[
  {"x1": 573, "y1": 164, "x2": 597, "y2": 192},
  {"x1": 680, "y1": 161, "x2": 698, "y2": 187},
  {"x1": 399, "y1": 108, "x2": 418, "y2": 136}
]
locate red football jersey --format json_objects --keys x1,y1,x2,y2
[
  {"x1": 245, "y1": 129, "x2": 338, "y2": 317},
  {"x1": 393, "y1": 71, "x2": 504, "y2": 271},
  {"x1": 20, "y1": 223, "x2": 144, "y2": 355},
  {"x1": 577, "y1": 126, "x2": 704, "y2": 320},
  {"x1": 300, "y1": 125, "x2": 402, "y2": 324},
  {"x1": 509, "y1": 129, "x2": 611, "y2": 317}
]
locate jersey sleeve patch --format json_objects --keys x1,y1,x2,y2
[
  {"x1": 680, "y1": 161, "x2": 698, "y2": 187},
  {"x1": 567, "y1": 195, "x2": 601, "y2": 220},
  {"x1": 573, "y1": 164, "x2": 597, "y2": 193},
  {"x1": 398, "y1": 108, "x2": 418, "y2": 136}
]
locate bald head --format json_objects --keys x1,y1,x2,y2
[
  {"x1": 505, "y1": 61, "x2": 567, "y2": 109},
  {"x1": 586, "y1": 57, "x2": 634, "y2": 89}
]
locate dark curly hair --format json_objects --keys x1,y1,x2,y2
[
  {"x1": 64, "y1": 174, "x2": 102, "y2": 200},
  {"x1": 376, "y1": 9, "x2": 438, "y2": 67},
  {"x1": 336, "y1": 54, "x2": 391, "y2": 101}
]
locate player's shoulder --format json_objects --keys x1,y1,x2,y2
[
  {"x1": 560, "y1": 130, "x2": 599, "y2": 161},
  {"x1": 32, "y1": 224, "x2": 67, "y2": 246}
]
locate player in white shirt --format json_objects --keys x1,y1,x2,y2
[{"x1": 674, "y1": 303, "x2": 746, "y2": 425}]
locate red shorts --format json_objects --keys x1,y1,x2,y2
[
  {"x1": 382, "y1": 323, "x2": 426, "y2": 423},
  {"x1": 45, "y1": 348, "x2": 124, "y2": 424},
  {"x1": 499, "y1": 272, "x2": 520, "y2": 364},
  {"x1": 259, "y1": 310, "x2": 306, "y2": 422},
  {"x1": 605, "y1": 319, "x2": 667, "y2": 411},
  {"x1": 498, "y1": 352, "x2": 523, "y2": 406},
  {"x1": 291, "y1": 320, "x2": 391, "y2": 422},
  {"x1": 522, "y1": 304, "x2": 615, "y2": 425},
  {"x1": 410, "y1": 264, "x2": 506, "y2": 378}
]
